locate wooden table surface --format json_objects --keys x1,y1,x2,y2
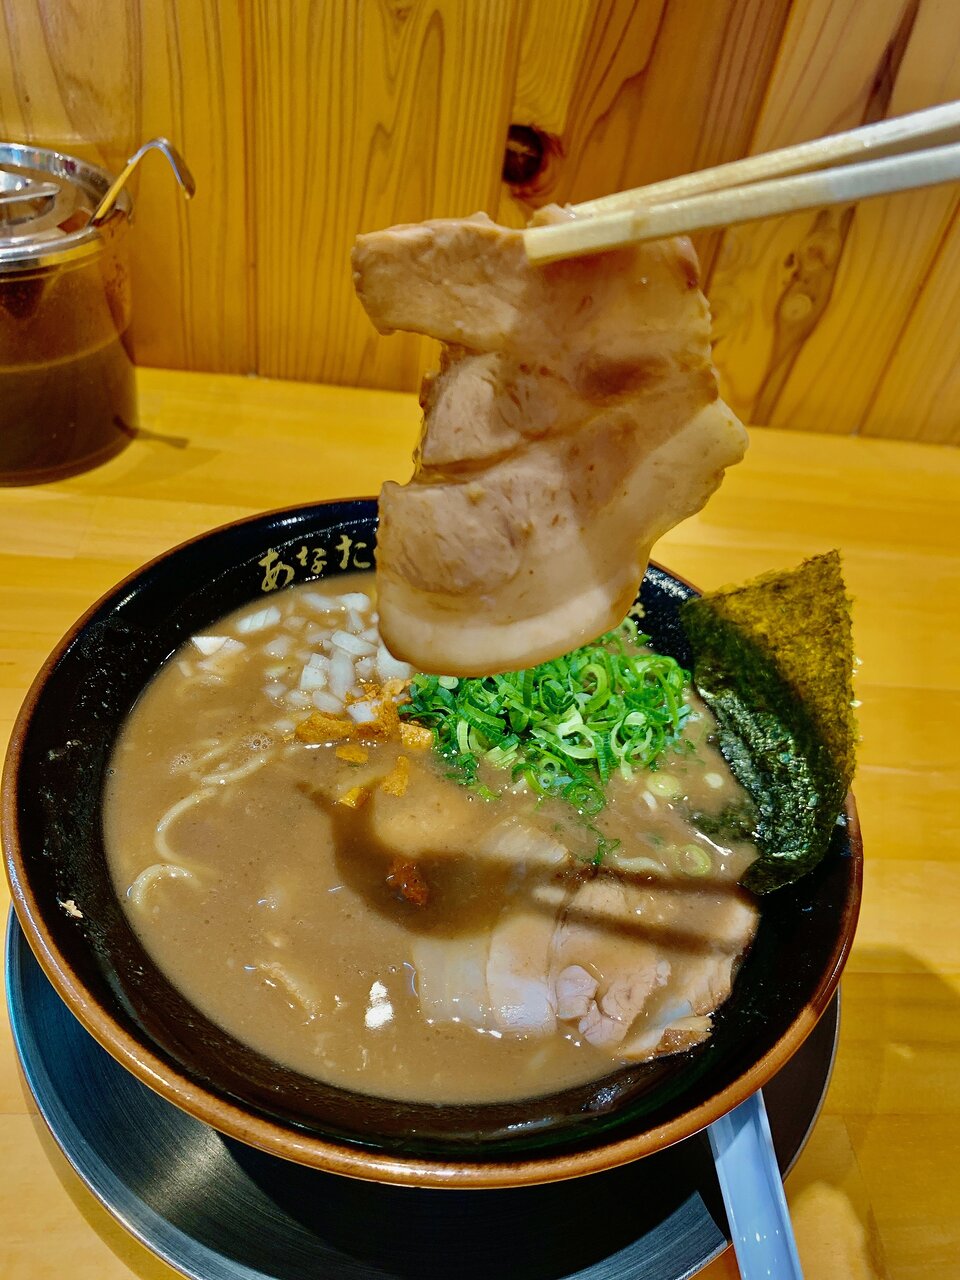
[{"x1": 1, "y1": 367, "x2": 958, "y2": 1280}]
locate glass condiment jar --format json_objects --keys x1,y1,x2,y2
[{"x1": 0, "y1": 140, "x2": 192, "y2": 485}]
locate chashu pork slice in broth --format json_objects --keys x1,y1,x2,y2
[{"x1": 352, "y1": 210, "x2": 748, "y2": 675}]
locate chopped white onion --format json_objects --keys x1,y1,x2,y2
[
  {"x1": 264, "y1": 634, "x2": 293, "y2": 658},
  {"x1": 190, "y1": 588, "x2": 415, "y2": 755},
  {"x1": 235, "y1": 605, "x2": 281, "y2": 634},
  {"x1": 301, "y1": 592, "x2": 343, "y2": 613},
  {"x1": 329, "y1": 649, "x2": 356, "y2": 700},
  {"x1": 299, "y1": 665, "x2": 328, "y2": 691},
  {"x1": 347, "y1": 701, "x2": 378, "y2": 724},
  {"x1": 376, "y1": 644, "x2": 413, "y2": 681},
  {"x1": 192, "y1": 634, "x2": 229, "y2": 656},
  {"x1": 198, "y1": 638, "x2": 245, "y2": 671},
  {"x1": 331, "y1": 630, "x2": 376, "y2": 657}
]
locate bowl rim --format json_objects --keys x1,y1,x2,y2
[{"x1": 2, "y1": 498, "x2": 864, "y2": 1189}]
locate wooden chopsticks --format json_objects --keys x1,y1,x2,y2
[{"x1": 523, "y1": 101, "x2": 960, "y2": 264}]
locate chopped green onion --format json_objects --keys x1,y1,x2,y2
[
  {"x1": 675, "y1": 842, "x2": 713, "y2": 877},
  {"x1": 646, "y1": 771, "x2": 683, "y2": 799},
  {"x1": 400, "y1": 617, "x2": 691, "y2": 860}
]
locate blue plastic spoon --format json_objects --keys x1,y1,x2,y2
[{"x1": 708, "y1": 1090, "x2": 805, "y2": 1279}]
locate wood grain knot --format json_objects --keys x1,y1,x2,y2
[{"x1": 502, "y1": 124, "x2": 550, "y2": 187}]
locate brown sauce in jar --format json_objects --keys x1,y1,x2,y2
[
  {"x1": 0, "y1": 206, "x2": 136, "y2": 484},
  {"x1": 0, "y1": 332, "x2": 136, "y2": 483}
]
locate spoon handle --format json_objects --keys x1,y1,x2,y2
[
  {"x1": 90, "y1": 138, "x2": 196, "y2": 227},
  {"x1": 708, "y1": 1090, "x2": 805, "y2": 1279}
]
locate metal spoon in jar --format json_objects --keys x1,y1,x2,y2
[{"x1": 90, "y1": 137, "x2": 196, "y2": 226}]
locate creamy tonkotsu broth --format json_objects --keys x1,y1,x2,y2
[{"x1": 104, "y1": 574, "x2": 761, "y2": 1104}]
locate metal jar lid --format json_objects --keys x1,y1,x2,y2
[
  {"x1": 0, "y1": 138, "x2": 193, "y2": 275},
  {"x1": 0, "y1": 143, "x2": 132, "y2": 273}
]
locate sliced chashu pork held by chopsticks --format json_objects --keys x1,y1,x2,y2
[{"x1": 352, "y1": 209, "x2": 747, "y2": 676}]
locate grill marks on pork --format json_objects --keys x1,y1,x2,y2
[{"x1": 352, "y1": 211, "x2": 748, "y2": 675}]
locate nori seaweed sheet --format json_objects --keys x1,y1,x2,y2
[{"x1": 680, "y1": 551, "x2": 856, "y2": 893}]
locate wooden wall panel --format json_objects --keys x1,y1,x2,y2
[
  {"x1": 497, "y1": 0, "x2": 792, "y2": 276},
  {"x1": 1, "y1": 0, "x2": 959, "y2": 443},
  {"x1": 503, "y1": 0, "x2": 594, "y2": 138},
  {"x1": 0, "y1": 0, "x2": 142, "y2": 170},
  {"x1": 708, "y1": 0, "x2": 960, "y2": 436},
  {"x1": 246, "y1": 0, "x2": 518, "y2": 389},
  {"x1": 133, "y1": 0, "x2": 249, "y2": 373},
  {"x1": 859, "y1": 204, "x2": 960, "y2": 444}
]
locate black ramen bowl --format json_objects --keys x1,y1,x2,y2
[{"x1": 2, "y1": 499, "x2": 861, "y2": 1188}]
